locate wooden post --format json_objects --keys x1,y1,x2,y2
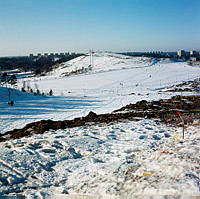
[
  {"x1": 176, "y1": 110, "x2": 185, "y2": 140},
  {"x1": 182, "y1": 123, "x2": 185, "y2": 140}
]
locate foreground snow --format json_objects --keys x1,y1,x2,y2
[{"x1": 0, "y1": 119, "x2": 199, "y2": 198}]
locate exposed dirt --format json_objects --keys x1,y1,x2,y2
[
  {"x1": 115, "y1": 95, "x2": 200, "y2": 125},
  {"x1": 0, "y1": 95, "x2": 200, "y2": 143},
  {"x1": 164, "y1": 78, "x2": 200, "y2": 92}
]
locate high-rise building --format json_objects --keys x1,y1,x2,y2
[
  {"x1": 190, "y1": 50, "x2": 197, "y2": 57},
  {"x1": 177, "y1": 50, "x2": 186, "y2": 57}
]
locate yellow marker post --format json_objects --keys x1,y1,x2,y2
[{"x1": 173, "y1": 134, "x2": 179, "y2": 143}]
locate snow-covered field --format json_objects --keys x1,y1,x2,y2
[
  {"x1": 1, "y1": 53, "x2": 200, "y2": 133},
  {"x1": 0, "y1": 52, "x2": 200, "y2": 198}
]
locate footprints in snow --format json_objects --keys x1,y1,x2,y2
[{"x1": 0, "y1": 120, "x2": 174, "y2": 196}]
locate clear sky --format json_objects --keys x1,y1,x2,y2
[{"x1": 0, "y1": 0, "x2": 199, "y2": 56}]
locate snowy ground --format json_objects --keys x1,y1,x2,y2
[
  {"x1": 0, "y1": 120, "x2": 199, "y2": 198},
  {"x1": 1, "y1": 53, "x2": 200, "y2": 133},
  {"x1": 0, "y1": 53, "x2": 200, "y2": 198}
]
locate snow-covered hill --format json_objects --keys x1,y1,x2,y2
[
  {"x1": 47, "y1": 52, "x2": 156, "y2": 78},
  {"x1": 0, "y1": 52, "x2": 200, "y2": 198},
  {"x1": 1, "y1": 52, "x2": 200, "y2": 133}
]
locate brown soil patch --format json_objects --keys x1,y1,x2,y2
[
  {"x1": 165, "y1": 78, "x2": 200, "y2": 92},
  {"x1": 0, "y1": 95, "x2": 200, "y2": 142}
]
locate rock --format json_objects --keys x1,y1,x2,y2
[{"x1": 86, "y1": 111, "x2": 98, "y2": 118}]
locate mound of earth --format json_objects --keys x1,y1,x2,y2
[{"x1": 0, "y1": 95, "x2": 200, "y2": 142}]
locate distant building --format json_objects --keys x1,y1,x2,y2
[
  {"x1": 190, "y1": 50, "x2": 197, "y2": 57},
  {"x1": 177, "y1": 50, "x2": 186, "y2": 57},
  {"x1": 31, "y1": 51, "x2": 72, "y2": 59}
]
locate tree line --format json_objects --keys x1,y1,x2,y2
[{"x1": 0, "y1": 53, "x2": 84, "y2": 75}]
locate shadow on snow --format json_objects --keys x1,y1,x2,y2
[{"x1": 0, "y1": 95, "x2": 102, "y2": 117}]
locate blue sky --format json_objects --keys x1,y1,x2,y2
[{"x1": 0, "y1": 0, "x2": 199, "y2": 56}]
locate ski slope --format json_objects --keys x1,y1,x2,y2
[
  {"x1": 0, "y1": 52, "x2": 200, "y2": 198},
  {"x1": 1, "y1": 52, "x2": 200, "y2": 133},
  {"x1": 48, "y1": 52, "x2": 156, "y2": 78}
]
